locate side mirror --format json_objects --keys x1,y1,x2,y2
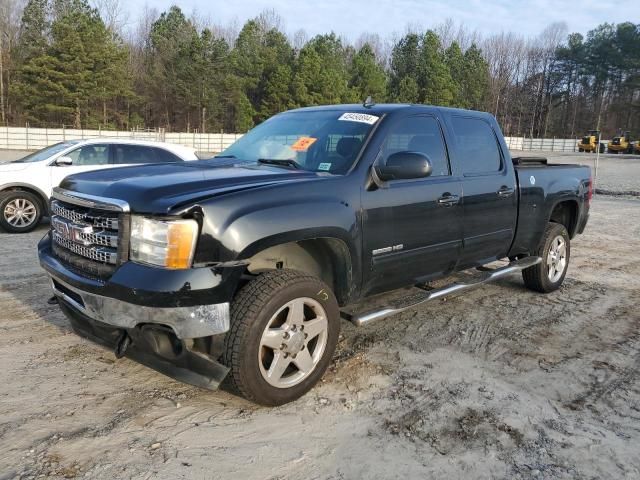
[
  {"x1": 374, "y1": 151, "x2": 432, "y2": 181},
  {"x1": 55, "y1": 156, "x2": 73, "y2": 166}
]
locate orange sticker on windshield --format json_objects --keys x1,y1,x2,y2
[{"x1": 291, "y1": 136, "x2": 317, "y2": 152}]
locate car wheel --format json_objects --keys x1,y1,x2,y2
[
  {"x1": 222, "y1": 269, "x2": 340, "y2": 406},
  {"x1": 522, "y1": 222, "x2": 570, "y2": 293},
  {"x1": 0, "y1": 190, "x2": 44, "y2": 233}
]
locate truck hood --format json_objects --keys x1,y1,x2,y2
[{"x1": 59, "y1": 160, "x2": 323, "y2": 213}]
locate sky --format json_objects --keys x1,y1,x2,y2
[{"x1": 123, "y1": 0, "x2": 636, "y2": 40}]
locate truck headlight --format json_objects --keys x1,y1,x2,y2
[{"x1": 130, "y1": 216, "x2": 198, "y2": 269}]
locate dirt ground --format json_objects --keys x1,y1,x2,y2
[{"x1": 1, "y1": 152, "x2": 640, "y2": 480}]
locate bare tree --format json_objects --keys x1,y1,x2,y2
[
  {"x1": 0, "y1": 0, "x2": 25, "y2": 124},
  {"x1": 292, "y1": 28, "x2": 308, "y2": 53},
  {"x1": 355, "y1": 32, "x2": 387, "y2": 64},
  {"x1": 256, "y1": 8, "x2": 284, "y2": 33},
  {"x1": 92, "y1": 0, "x2": 127, "y2": 35}
]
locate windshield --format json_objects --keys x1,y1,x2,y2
[
  {"x1": 12, "y1": 142, "x2": 78, "y2": 163},
  {"x1": 218, "y1": 111, "x2": 380, "y2": 174}
]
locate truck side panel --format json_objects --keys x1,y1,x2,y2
[{"x1": 509, "y1": 164, "x2": 591, "y2": 257}]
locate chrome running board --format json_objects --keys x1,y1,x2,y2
[{"x1": 344, "y1": 256, "x2": 542, "y2": 327}]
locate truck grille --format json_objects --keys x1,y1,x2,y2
[{"x1": 50, "y1": 197, "x2": 125, "y2": 276}]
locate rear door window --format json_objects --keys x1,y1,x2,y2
[
  {"x1": 112, "y1": 145, "x2": 161, "y2": 164},
  {"x1": 451, "y1": 117, "x2": 502, "y2": 174},
  {"x1": 153, "y1": 148, "x2": 184, "y2": 163}
]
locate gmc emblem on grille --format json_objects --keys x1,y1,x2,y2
[
  {"x1": 52, "y1": 216, "x2": 71, "y2": 240},
  {"x1": 51, "y1": 216, "x2": 94, "y2": 245}
]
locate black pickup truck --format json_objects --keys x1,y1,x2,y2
[{"x1": 38, "y1": 104, "x2": 591, "y2": 405}]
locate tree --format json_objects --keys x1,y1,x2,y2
[
  {"x1": 388, "y1": 33, "x2": 421, "y2": 101},
  {"x1": 461, "y1": 44, "x2": 489, "y2": 110},
  {"x1": 12, "y1": 0, "x2": 133, "y2": 127},
  {"x1": 418, "y1": 31, "x2": 455, "y2": 106},
  {"x1": 293, "y1": 33, "x2": 354, "y2": 106},
  {"x1": 349, "y1": 43, "x2": 387, "y2": 103}
]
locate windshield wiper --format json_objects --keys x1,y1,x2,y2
[{"x1": 258, "y1": 158, "x2": 301, "y2": 169}]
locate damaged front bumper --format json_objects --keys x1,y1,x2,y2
[
  {"x1": 39, "y1": 236, "x2": 245, "y2": 390},
  {"x1": 58, "y1": 299, "x2": 230, "y2": 390}
]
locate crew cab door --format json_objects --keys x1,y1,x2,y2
[
  {"x1": 448, "y1": 115, "x2": 517, "y2": 267},
  {"x1": 361, "y1": 114, "x2": 463, "y2": 294}
]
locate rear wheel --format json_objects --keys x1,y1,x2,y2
[
  {"x1": 0, "y1": 190, "x2": 44, "y2": 233},
  {"x1": 578, "y1": 148, "x2": 584, "y2": 152},
  {"x1": 523, "y1": 222, "x2": 570, "y2": 293},
  {"x1": 222, "y1": 269, "x2": 340, "y2": 406}
]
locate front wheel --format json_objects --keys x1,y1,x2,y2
[
  {"x1": 0, "y1": 190, "x2": 44, "y2": 233},
  {"x1": 523, "y1": 222, "x2": 570, "y2": 293},
  {"x1": 222, "y1": 269, "x2": 340, "y2": 406}
]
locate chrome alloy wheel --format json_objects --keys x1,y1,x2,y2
[
  {"x1": 547, "y1": 235, "x2": 567, "y2": 283},
  {"x1": 3, "y1": 198, "x2": 37, "y2": 228},
  {"x1": 258, "y1": 297, "x2": 329, "y2": 388}
]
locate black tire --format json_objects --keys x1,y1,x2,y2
[
  {"x1": 222, "y1": 269, "x2": 340, "y2": 406},
  {"x1": 0, "y1": 190, "x2": 44, "y2": 233},
  {"x1": 522, "y1": 222, "x2": 570, "y2": 293},
  {"x1": 599, "y1": 144, "x2": 605, "y2": 153},
  {"x1": 578, "y1": 148, "x2": 584, "y2": 152}
]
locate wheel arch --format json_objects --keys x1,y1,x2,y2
[
  {"x1": 0, "y1": 183, "x2": 49, "y2": 214},
  {"x1": 548, "y1": 199, "x2": 579, "y2": 238},
  {"x1": 243, "y1": 236, "x2": 356, "y2": 306}
]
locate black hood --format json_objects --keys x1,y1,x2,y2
[{"x1": 60, "y1": 160, "x2": 322, "y2": 213}]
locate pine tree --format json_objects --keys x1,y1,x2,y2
[
  {"x1": 445, "y1": 42, "x2": 466, "y2": 106},
  {"x1": 349, "y1": 44, "x2": 387, "y2": 103},
  {"x1": 388, "y1": 33, "x2": 421, "y2": 101},
  {"x1": 293, "y1": 34, "x2": 353, "y2": 106},
  {"x1": 418, "y1": 31, "x2": 455, "y2": 106},
  {"x1": 462, "y1": 44, "x2": 490, "y2": 110}
]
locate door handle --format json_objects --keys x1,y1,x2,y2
[
  {"x1": 497, "y1": 186, "x2": 515, "y2": 198},
  {"x1": 437, "y1": 193, "x2": 460, "y2": 207}
]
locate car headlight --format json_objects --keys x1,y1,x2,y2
[{"x1": 130, "y1": 216, "x2": 199, "y2": 269}]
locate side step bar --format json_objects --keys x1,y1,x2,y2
[{"x1": 343, "y1": 256, "x2": 541, "y2": 327}]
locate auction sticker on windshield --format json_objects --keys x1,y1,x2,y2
[
  {"x1": 291, "y1": 136, "x2": 318, "y2": 152},
  {"x1": 338, "y1": 112, "x2": 379, "y2": 125}
]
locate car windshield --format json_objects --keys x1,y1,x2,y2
[
  {"x1": 217, "y1": 111, "x2": 380, "y2": 174},
  {"x1": 12, "y1": 142, "x2": 77, "y2": 163}
]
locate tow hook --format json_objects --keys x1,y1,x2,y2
[
  {"x1": 47, "y1": 295, "x2": 59, "y2": 305},
  {"x1": 115, "y1": 331, "x2": 132, "y2": 359}
]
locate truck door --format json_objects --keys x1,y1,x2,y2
[
  {"x1": 448, "y1": 115, "x2": 517, "y2": 267},
  {"x1": 361, "y1": 114, "x2": 463, "y2": 294}
]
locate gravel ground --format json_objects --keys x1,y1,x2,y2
[{"x1": 1, "y1": 151, "x2": 639, "y2": 479}]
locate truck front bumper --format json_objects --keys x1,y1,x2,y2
[
  {"x1": 38, "y1": 235, "x2": 246, "y2": 390},
  {"x1": 49, "y1": 275, "x2": 230, "y2": 339}
]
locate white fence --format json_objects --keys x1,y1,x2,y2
[
  {"x1": 0, "y1": 126, "x2": 244, "y2": 153},
  {"x1": 505, "y1": 136, "x2": 599, "y2": 153},
  {"x1": 0, "y1": 126, "x2": 600, "y2": 154}
]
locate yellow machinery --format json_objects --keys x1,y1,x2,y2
[
  {"x1": 607, "y1": 130, "x2": 634, "y2": 154},
  {"x1": 577, "y1": 130, "x2": 605, "y2": 153}
]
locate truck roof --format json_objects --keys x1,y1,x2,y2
[{"x1": 286, "y1": 103, "x2": 494, "y2": 119}]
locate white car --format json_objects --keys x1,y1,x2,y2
[{"x1": 0, "y1": 139, "x2": 198, "y2": 233}]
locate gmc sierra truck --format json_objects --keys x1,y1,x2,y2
[{"x1": 38, "y1": 104, "x2": 592, "y2": 406}]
